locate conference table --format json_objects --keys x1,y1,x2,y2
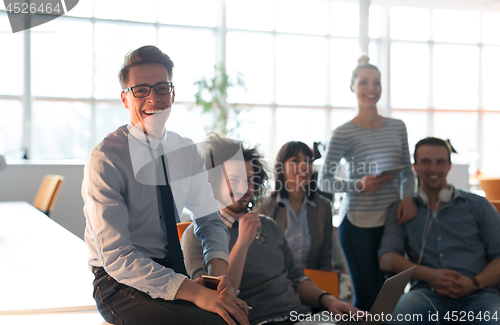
[{"x1": 0, "y1": 201, "x2": 108, "y2": 324}]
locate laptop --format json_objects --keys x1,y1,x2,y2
[{"x1": 297, "y1": 266, "x2": 416, "y2": 325}]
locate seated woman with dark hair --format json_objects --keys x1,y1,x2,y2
[{"x1": 256, "y1": 141, "x2": 334, "y2": 271}]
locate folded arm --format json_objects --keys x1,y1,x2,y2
[{"x1": 441, "y1": 258, "x2": 500, "y2": 299}]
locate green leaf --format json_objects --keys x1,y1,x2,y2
[{"x1": 192, "y1": 63, "x2": 246, "y2": 135}]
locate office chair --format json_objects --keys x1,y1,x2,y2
[
  {"x1": 480, "y1": 177, "x2": 500, "y2": 201},
  {"x1": 33, "y1": 175, "x2": 65, "y2": 217},
  {"x1": 303, "y1": 268, "x2": 341, "y2": 298},
  {"x1": 177, "y1": 221, "x2": 193, "y2": 241}
]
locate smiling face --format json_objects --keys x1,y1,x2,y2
[
  {"x1": 120, "y1": 63, "x2": 175, "y2": 138},
  {"x1": 220, "y1": 160, "x2": 254, "y2": 217},
  {"x1": 413, "y1": 144, "x2": 452, "y2": 192},
  {"x1": 283, "y1": 150, "x2": 313, "y2": 191},
  {"x1": 350, "y1": 67, "x2": 381, "y2": 108}
]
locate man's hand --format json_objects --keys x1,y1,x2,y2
[
  {"x1": 321, "y1": 294, "x2": 364, "y2": 318},
  {"x1": 426, "y1": 268, "x2": 474, "y2": 299},
  {"x1": 177, "y1": 279, "x2": 250, "y2": 325},
  {"x1": 216, "y1": 276, "x2": 250, "y2": 318},
  {"x1": 195, "y1": 275, "x2": 235, "y2": 301},
  {"x1": 427, "y1": 268, "x2": 460, "y2": 289},
  {"x1": 236, "y1": 212, "x2": 261, "y2": 248},
  {"x1": 360, "y1": 175, "x2": 392, "y2": 194},
  {"x1": 397, "y1": 196, "x2": 418, "y2": 224},
  {"x1": 435, "y1": 272, "x2": 474, "y2": 299},
  {"x1": 216, "y1": 275, "x2": 234, "y2": 300}
]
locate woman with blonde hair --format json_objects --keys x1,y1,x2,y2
[{"x1": 318, "y1": 55, "x2": 416, "y2": 311}]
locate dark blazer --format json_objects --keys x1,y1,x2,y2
[{"x1": 256, "y1": 194, "x2": 333, "y2": 271}]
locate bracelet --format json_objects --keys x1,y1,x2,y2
[
  {"x1": 318, "y1": 292, "x2": 333, "y2": 309},
  {"x1": 470, "y1": 276, "x2": 482, "y2": 294}
]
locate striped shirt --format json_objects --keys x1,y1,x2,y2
[{"x1": 318, "y1": 118, "x2": 415, "y2": 227}]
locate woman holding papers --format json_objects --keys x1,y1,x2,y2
[{"x1": 318, "y1": 55, "x2": 416, "y2": 311}]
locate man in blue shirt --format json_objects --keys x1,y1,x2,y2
[{"x1": 378, "y1": 137, "x2": 500, "y2": 325}]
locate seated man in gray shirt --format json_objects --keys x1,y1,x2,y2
[
  {"x1": 378, "y1": 137, "x2": 500, "y2": 325},
  {"x1": 182, "y1": 135, "x2": 359, "y2": 325}
]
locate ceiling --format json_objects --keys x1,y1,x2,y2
[
  {"x1": 371, "y1": 0, "x2": 500, "y2": 12},
  {"x1": 336, "y1": 0, "x2": 500, "y2": 12}
]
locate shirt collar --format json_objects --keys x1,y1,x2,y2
[
  {"x1": 276, "y1": 193, "x2": 317, "y2": 208},
  {"x1": 220, "y1": 209, "x2": 237, "y2": 229},
  {"x1": 127, "y1": 122, "x2": 167, "y2": 150},
  {"x1": 454, "y1": 187, "x2": 464, "y2": 199},
  {"x1": 127, "y1": 123, "x2": 169, "y2": 182}
]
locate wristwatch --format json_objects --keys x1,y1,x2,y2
[{"x1": 470, "y1": 276, "x2": 482, "y2": 294}]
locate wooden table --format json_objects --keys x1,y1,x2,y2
[{"x1": 0, "y1": 202, "x2": 98, "y2": 315}]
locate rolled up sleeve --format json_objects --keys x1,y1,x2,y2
[
  {"x1": 378, "y1": 201, "x2": 408, "y2": 260},
  {"x1": 182, "y1": 147, "x2": 229, "y2": 267}
]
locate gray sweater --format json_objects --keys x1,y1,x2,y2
[{"x1": 182, "y1": 215, "x2": 311, "y2": 325}]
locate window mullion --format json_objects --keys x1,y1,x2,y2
[
  {"x1": 359, "y1": 0, "x2": 370, "y2": 55},
  {"x1": 22, "y1": 22, "x2": 31, "y2": 159},
  {"x1": 216, "y1": 0, "x2": 227, "y2": 65}
]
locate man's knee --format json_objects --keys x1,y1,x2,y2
[
  {"x1": 391, "y1": 290, "x2": 440, "y2": 324},
  {"x1": 459, "y1": 293, "x2": 500, "y2": 324}
]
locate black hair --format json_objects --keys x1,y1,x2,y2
[
  {"x1": 204, "y1": 134, "x2": 269, "y2": 206},
  {"x1": 414, "y1": 137, "x2": 452, "y2": 163},
  {"x1": 273, "y1": 141, "x2": 316, "y2": 200}
]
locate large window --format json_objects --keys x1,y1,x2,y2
[
  {"x1": 389, "y1": 6, "x2": 500, "y2": 175},
  {"x1": 1, "y1": 1, "x2": 499, "y2": 177},
  {"x1": 0, "y1": 12, "x2": 24, "y2": 158},
  {"x1": 0, "y1": 0, "x2": 218, "y2": 159}
]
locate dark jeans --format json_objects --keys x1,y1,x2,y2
[
  {"x1": 92, "y1": 268, "x2": 227, "y2": 325},
  {"x1": 338, "y1": 217, "x2": 386, "y2": 311}
]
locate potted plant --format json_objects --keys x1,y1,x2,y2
[{"x1": 193, "y1": 63, "x2": 246, "y2": 136}]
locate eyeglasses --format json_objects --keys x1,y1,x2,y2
[
  {"x1": 246, "y1": 202, "x2": 266, "y2": 244},
  {"x1": 122, "y1": 82, "x2": 174, "y2": 98},
  {"x1": 255, "y1": 227, "x2": 266, "y2": 244}
]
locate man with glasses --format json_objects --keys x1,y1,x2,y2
[
  {"x1": 82, "y1": 45, "x2": 249, "y2": 325},
  {"x1": 182, "y1": 135, "x2": 360, "y2": 325}
]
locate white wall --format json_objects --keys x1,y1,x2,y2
[
  {"x1": 0, "y1": 160, "x2": 474, "y2": 242},
  {"x1": 0, "y1": 160, "x2": 86, "y2": 239}
]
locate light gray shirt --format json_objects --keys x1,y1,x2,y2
[
  {"x1": 82, "y1": 124, "x2": 229, "y2": 300},
  {"x1": 277, "y1": 194, "x2": 312, "y2": 270},
  {"x1": 319, "y1": 118, "x2": 415, "y2": 227}
]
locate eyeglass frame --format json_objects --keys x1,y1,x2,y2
[{"x1": 122, "y1": 82, "x2": 174, "y2": 98}]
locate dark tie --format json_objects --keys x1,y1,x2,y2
[{"x1": 156, "y1": 145, "x2": 188, "y2": 276}]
